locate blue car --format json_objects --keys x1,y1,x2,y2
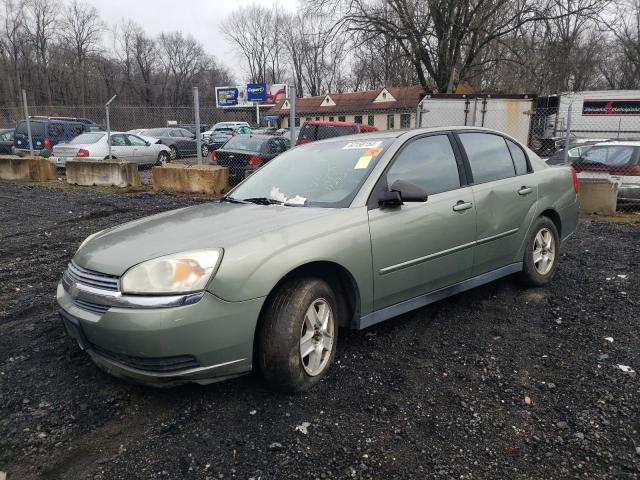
[{"x1": 13, "y1": 116, "x2": 103, "y2": 157}]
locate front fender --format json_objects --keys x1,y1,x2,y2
[{"x1": 207, "y1": 207, "x2": 375, "y2": 315}]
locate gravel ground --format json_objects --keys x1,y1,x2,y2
[{"x1": 0, "y1": 181, "x2": 638, "y2": 480}]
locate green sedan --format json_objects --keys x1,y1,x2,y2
[{"x1": 56, "y1": 127, "x2": 579, "y2": 392}]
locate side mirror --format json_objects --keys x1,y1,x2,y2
[
  {"x1": 145, "y1": 141, "x2": 150, "y2": 147},
  {"x1": 379, "y1": 179, "x2": 428, "y2": 207}
]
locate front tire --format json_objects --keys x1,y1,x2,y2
[
  {"x1": 258, "y1": 278, "x2": 338, "y2": 392},
  {"x1": 169, "y1": 145, "x2": 178, "y2": 160},
  {"x1": 519, "y1": 216, "x2": 560, "y2": 286},
  {"x1": 156, "y1": 151, "x2": 170, "y2": 166}
]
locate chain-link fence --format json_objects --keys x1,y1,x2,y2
[{"x1": 0, "y1": 104, "x2": 252, "y2": 132}]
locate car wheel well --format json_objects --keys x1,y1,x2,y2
[
  {"x1": 252, "y1": 262, "x2": 361, "y2": 367},
  {"x1": 539, "y1": 209, "x2": 561, "y2": 238}
]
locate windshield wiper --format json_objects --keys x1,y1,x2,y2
[
  {"x1": 220, "y1": 196, "x2": 246, "y2": 204},
  {"x1": 242, "y1": 197, "x2": 283, "y2": 205}
]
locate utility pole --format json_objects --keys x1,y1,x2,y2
[
  {"x1": 21, "y1": 90, "x2": 34, "y2": 157},
  {"x1": 194, "y1": 87, "x2": 202, "y2": 165},
  {"x1": 105, "y1": 95, "x2": 117, "y2": 159}
]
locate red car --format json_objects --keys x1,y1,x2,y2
[{"x1": 295, "y1": 121, "x2": 378, "y2": 146}]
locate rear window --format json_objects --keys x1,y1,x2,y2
[
  {"x1": 223, "y1": 135, "x2": 264, "y2": 151},
  {"x1": 68, "y1": 133, "x2": 104, "y2": 145},
  {"x1": 578, "y1": 146, "x2": 637, "y2": 167},
  {"x1": 16, "y1": 121, "x2": 45, "y2": 136}
]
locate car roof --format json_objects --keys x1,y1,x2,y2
[
  {"x1": 310, "y1": 126, "x2": 530, "y2": 145},
  {"x1": 592, "y1": 141, "x2": 640, "y2": 147}
]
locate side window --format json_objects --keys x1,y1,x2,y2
[
  {"x1": 267, "y1": 140, "x2": 279, "y2": 154},
  {"x1": 386, "y1": 135, "x2": 461, "y2": 195},
  {"x1": 1, "y1": 131, "x2": 10, "y2": 141},
  {"x1": 506, "y1": 139, "x2": 529, "y2": 175},
  {"x1": 127, "y1": 134, "x2": 147, "y2": 146},
  {"x1": 458, "y1": 133, "x2": 516, "y2": 184},
  {"x1": 69, "y1": 123, "x2": 84, "y2": 136},
  {"x1": 110, "y1": 134, "x2": 127, "y2": 146},
  {"x1": 48, "y1": 123, "x2": 64, "y2": 137}
]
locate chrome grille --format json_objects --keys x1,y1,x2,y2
[
  {"x1": 73, "y1": 298, "x2": 110, "y2": 314},
  {"x1": 64, "y1": 261, "x2": 119, "y2": 291}
]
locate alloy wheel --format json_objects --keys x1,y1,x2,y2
[
  {"x1": 533, "y1": 227, "x2": 555, "y2": 275},
  {"x1": 299, "y1": 298, "x2": 334, "y2": 376}
]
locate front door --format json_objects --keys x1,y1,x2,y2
[
  {"x1": 368, "y1": 134, "x2": 477, "y2": 310},
  {"x1": 455, "y1": 132, "x2": 538, "y2": 275}
]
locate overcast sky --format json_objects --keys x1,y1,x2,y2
[{"x1": 84, "y1": 0, "x2": 299, "y2": 83}]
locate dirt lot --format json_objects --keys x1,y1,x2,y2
[{"x1": 0, "y1": 181, "x2": 638, "y2": 480}]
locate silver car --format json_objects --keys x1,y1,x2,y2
[{"x1": 51, "y1": 132, "x2": 171, "y2": 167}]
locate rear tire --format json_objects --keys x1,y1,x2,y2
[
  {"x1": 200, "y1": 144, "x2": 209, "y2": 157},
  {"x1": 169, "y1": 145, "x2": 178, "y2": 160},
  {"x1": 519, "y1": 216, "x2": 560, "y2": 287},
  {"x1": 258, "y1": 278, "x2": 338, "y2": 393}
]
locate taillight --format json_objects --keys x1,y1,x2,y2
[
  {"x1": 76, "y1": 148, "x2": 90, "y2": 158},
  {"x1": 43, "y1": 137, "x2": 52, "y2": 150},
  {"x1": 249, "y1": 155, "x2": 263, "y2": 166},
  {"x1": 210, "y1": 150, "x2": 217, "y2": 161},
  {"x1": 571, "y1": 167, "x2": 579, "y2": 193}
]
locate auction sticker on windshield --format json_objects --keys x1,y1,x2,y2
[
  {"x1": 354, "y1": 147, "x2": 384, "y2": 169},
  {"x1": 342, "y1": 141, "x2": 382, "y2": 149}
]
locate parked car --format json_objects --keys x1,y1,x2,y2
[
  {"x1": 0, "y1": 128, "x2": 14, "y2": 154},
  {"x1": 572, "y1": 141, "x2": 640, "y2": 202},
  {"x1": 57, "y1": 127, "x2": 579, "y2": 392},
  {"x1": 545, "y1": 140, "x2": 610, "y2": 166},
  {"x1": 50, "y1": 132, "x2": 171, "y2": 167},
  {"x1": 207, "y1": 125, "x2": 252, "y2": 151},
  {"x1": 276, "y1": 127, "x2": 301, "y2": 144},
  {"x1": 130, "y1": 128, "x2": 208, "y2": 159},
  {"x1": 176, "y1": 123, "x2": 210, "y2": 135},
  {"x1": 201, "y1": 122, "x2": 251, "y2": 140},
  {"x1": 296, "y1": 121, "x2": 378, "y2": 146},
  {"x1": 14, "y1": 116, "x2": 102, "y2": 157},
  {"x1": 210, "y1": 134, "x2": 289, "y2": 185}
]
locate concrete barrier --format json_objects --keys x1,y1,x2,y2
[
  {"x1": 0, "y1": 155, "x2": 57, "y2": 182},
  {"x1": 578, "y1": 176, "x2": 618, "y2": 215},
  {"x1": 152, "y1": 164, "x2": 229, "y2": 195},
  {"x1": 66, "y1": 159, "x2": 140, "y2": 188}
]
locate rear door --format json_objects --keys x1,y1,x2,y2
[
  {"x1": 368, "y1": 133, "x2": 477, "y2": 309},
  {"x1": 455, "y1": 132, "x2": 537, "y2": 276},
  {"x1": 109, "y1": 134, "x2": 132, "y2": 159},
  {"x1": 126, "y1": 134, "x2": 153, "y2": 164}
]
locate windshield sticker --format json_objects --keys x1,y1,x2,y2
[
  {"x1": 342, "y1": 141, "x2": 382, "y2": 150},
  {"x1": 354, "y1": 147, "x2": 384, "y2": 169}
]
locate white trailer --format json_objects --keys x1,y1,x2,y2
[
  {"x1": 538, "y1": 90, "x2": 640, "y2": 143},
  {"x1": 419, "y1": 94, "x2": 535, "y2": 146}
]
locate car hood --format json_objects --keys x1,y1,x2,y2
[{"x1": 74, "y1": 202, "x2": 335, "y2": 276}]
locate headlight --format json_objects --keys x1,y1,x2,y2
[{"x1": 121, "y1": 250, "x2": 222, "y2": 294}]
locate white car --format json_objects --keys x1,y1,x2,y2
[
  {"x1": 201, "y1": 122, "x2": 250, "y2": 139},
  {"x1": 50, "y1": 132, "x2": 172, "y2": 167}
]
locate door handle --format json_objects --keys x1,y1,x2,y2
[
  {"x1": 453, "y1": 201, "x2": 473, "y2": 212},
  {"x1": 518, "y1": 186, "x2": 533, "y2": 196}
]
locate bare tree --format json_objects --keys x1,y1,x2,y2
[
  {"x1": 23, "y1": 0, "x2": 57, "y2": 103},
  {"x1": 60, "y1": 0, "x2": 104, "y2": 105}
]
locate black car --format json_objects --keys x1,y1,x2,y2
[
  {"x1": 132, "y1": 127, "x2": 208, "y2": 160},
  {"x1": 210, "y1": 134, "x2": 289, "y2": 186},
  {"x1": 0, "y1": 128, "x2": 14, "y2": 154}
]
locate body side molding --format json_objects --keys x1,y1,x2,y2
[{"x1": 356, "y1": 262, "x2": 523, "y2": 330}]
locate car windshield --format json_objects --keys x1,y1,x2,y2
[
  {"x1": 578, "y1": 146, "x2": 636, "y2": 167},
  {"x1": 223, "y1": 136, "x2": 264, "y2": 151},
  {"x1": 230, "y1": 138, "x2": 393, "y2": 208},
  {"x1": 69, "y1": 133, "x2": 104, "y2": 145},
  {"x1": 16, "y1": 121, "x2": 45, "y2": 136}
]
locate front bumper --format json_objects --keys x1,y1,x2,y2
[
  {"x1": 618, "y1": 183, "x2": 640, "y2": 202},
  {"x1": 56, "y1": 282, "x2": 265, "y2": 386}
]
